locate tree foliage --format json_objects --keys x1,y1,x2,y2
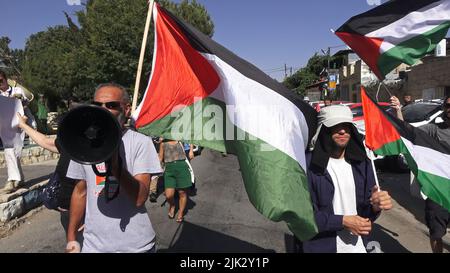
[
  {"x1": 21, "y1": 0, "x2": 215, "y2": 109},
  {"x1": 283, "y1": 53, "x2": 328, "y2": 96},
  {"x1": 0, "y1": 37, "x2": 24, "y2": 79}
]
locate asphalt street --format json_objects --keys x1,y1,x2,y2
[{"x1": 0, "y1": 150, "x2": 449, "y2": 253}]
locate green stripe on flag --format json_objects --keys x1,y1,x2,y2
[
  {"x1": 416, "y1": 169, "x2": 450, "y2": 212},
  {"x1": 138, "y1": 97, "x2": 318, "y2": 240},
  {"x1": 374, "y1": 139, "x2": 409, "y2": 156},
  {"x1": 375, "y1": 139, "x2": 450, "y2": 212},
  {"x1": 378, "y1": 21, "x2": 450, "y2": 77}
]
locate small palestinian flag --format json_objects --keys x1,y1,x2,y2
[
  {"x1": 133, "y1": 4, "x2": 319, "y2": 240},
  {"x1": 362, "y1": 87, "x2": 450, "y2": 212},
  {"x1": 336, "y1": 0, "x2": 450, "y2": 79}
]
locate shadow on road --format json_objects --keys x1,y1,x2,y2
[
  {"x1": 157, "y1": 221, "x2": 275, "y2": 253},
  {"x1": 25, "y1": 174, "x2": 51, "y2": 188},
  {"x1": 283, "y1": 233, "x2": 298, "y2": 253},
  {"x1": 378, "y1": 172, "x2": 426, "y2": 225},
  {"x1": 369, "y1": 223, "x2": 411, "y2": 253}
]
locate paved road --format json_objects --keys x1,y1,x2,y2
[
  {"x1": 0, "y1": 158, "x2": 57, "y2": 189},
  {"x1": 0, "y1": 150, "x2": 291, "y2": 253},
  {"x1": 0, "y1": 150, "x2": 449, "y2": 253}
]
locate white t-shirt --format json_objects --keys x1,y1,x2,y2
[
  {"x1": 327, "y1": 157, "x2": 367, "y2": 253},
  {"x1": 67, "y1": 129, "x2": 163, "y2": 253}
]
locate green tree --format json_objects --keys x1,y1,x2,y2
[
  {"x1": 22, "y1": 0, "x2": 215, "y2": 104},
  {"x1": 283, "y1": 53, "x2": 329, "y2": 96},
  {"x1": 0, "y1": 37, "x2": 24, "y2": 79},
  {"x1": 22, "y1": 26, "x2": 81, "y2": 111}
]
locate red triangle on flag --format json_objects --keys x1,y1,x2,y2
[{"x1": 135, "y1": 4, "x2": 221, "y2": 128}]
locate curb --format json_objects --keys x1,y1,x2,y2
[
  {"x1": 0, "y1": 206, "x2": 45, "y2": 239},
  {"x1": 0, "y1": 179, "x2": 49, "y2": 223}
]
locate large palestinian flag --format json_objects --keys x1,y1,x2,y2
[
  {"x1": 362, "y1": 88, "x2": 450, "y2": 212},
  {"x1": 132, "y1": 4, "x2": 319, "y2": 240},
  {"x1": 336, "y1": 0, "x2": 450, "y2": 79}
]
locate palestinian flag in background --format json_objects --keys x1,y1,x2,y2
[
  {"x1": 362, "y1": 88, "x2": 450, "y2": 212},
  {"x1": 132, "y1": 4, "x2": 319, "y2": 240},
  {"x1": 336, "y1": 0, "x2": 450, "y2": 79}
]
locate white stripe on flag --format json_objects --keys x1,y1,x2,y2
[
  {"x1": 201, "y1": 53, "x2": 310, "y2": 171},
  {"x1": 402, "y1": 136, "x2": 450, "y2": 180},
  {"x1": 367, "y1": 0, "x2": 450, "y2": 54}
]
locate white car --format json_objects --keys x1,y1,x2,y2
[{"x1": 403, "y1": 101, "x2": 444, "y2": 127}]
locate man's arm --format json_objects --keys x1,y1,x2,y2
[
  {"x1": 188, "y1": 144, "x2": 194, "y2": 160},
  {"x1": 111, "y1": 160, "x2": 150, "y2": 207},
  {"x1": 389, "y1": 96, "x2": 404, "y2": 121},
  {"x1": 16, "y1": 113, "x2": 57, "y2": 153},
  {"x1": 66, "y1": 180, "x2": 86, "y2": 253},
  {"x1": 370, "y1": 186, "x2": 393, "y2": 213},
  {"x1": 159, "y1": 142, "x2": 164, "y2": 163}
]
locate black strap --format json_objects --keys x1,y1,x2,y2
[{"x1": 91, "y1": 155, "x2": 122, "y2": 203}]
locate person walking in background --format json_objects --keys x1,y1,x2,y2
[
  {"x1": 36, "y1": 94, "x2": 48, "y2": 134},
  {"x1": 16, "y1": 97, "x2": 84, "y2": 246},
  {"x1": 159, "y1": 139, "x2": 193, "y2": 223},
  {"x1": 0, "y1": 70, "x2": 28, "y2": 192},
  {"x1": 403, "y1": 93, "x2": 414, "y2": 107}
]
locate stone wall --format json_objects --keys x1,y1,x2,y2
[
  {"x1": 404, "y1": 56, "x2": 450, "y2": 100},
  {"x1": 0, "y1": 141, "x2": 60, "y2": 168}
]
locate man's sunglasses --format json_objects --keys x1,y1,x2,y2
[
  {"x1": 91, "y1": 101, "x2": 122, "y2": 109},
  {"x1": 444, "y1": 103, "x2": 450, "y2": 108}
]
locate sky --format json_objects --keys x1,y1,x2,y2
[{"x1": 0, "y1": 0, "x2": 387, "y2": 80}]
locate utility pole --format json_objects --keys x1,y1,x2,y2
[
  {"x1": 290, "y1": 67, "x2": 293, "y2": 76},
  {"x1": 284, "y1": 63, "x2": 288, "y2": 78},
  {"x1": 327, "y1": 47, "x2": 331, "y2": 72}
]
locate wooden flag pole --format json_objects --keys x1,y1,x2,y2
[{"x1": 132, "y1": 0, "x2": 155, "y2": 114}]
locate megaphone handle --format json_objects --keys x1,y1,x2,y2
[{"x1": 104, "y1": 157, "x2": 122, "y2": 202}]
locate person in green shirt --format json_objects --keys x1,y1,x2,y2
[{"x1": 36, "y1": 94, "x2": 48, "y2": 134}]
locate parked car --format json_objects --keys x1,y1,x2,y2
[{"x1": 402, "y1": 101, "x2": 444, "y2": 126}]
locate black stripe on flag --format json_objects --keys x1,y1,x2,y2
[
  {"x1": 161, "y1": 6, "x2": 318, "y2": 143},
  {"x1": 336, "y1": 0, "x2": 442, "y2": 35}
]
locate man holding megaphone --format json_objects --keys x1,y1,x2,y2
[{"x1": 63, "y1": 83, "x2": 162, "y2": 253}]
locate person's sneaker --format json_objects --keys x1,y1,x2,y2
[{"x1": 149, "y1": 192, "x2": 158, "y2": 203}]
